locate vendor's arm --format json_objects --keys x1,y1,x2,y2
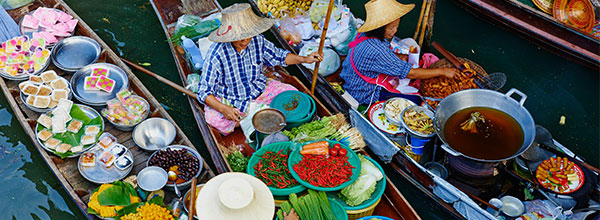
[
  {"x1": 261, "y1": 35, "x2": 322, "y2": 66},
  {"x1": 406, "y1": 67, "x2": 458, "y2": 79},
  {"x1": 370, "y1": 43, "x2": 458, "y2": 79}
]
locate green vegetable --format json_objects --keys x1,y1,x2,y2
[
  {"x1": 282, "y1": 115, "x2": 342, "y2": 142},
  {"x1": 317, "y1": 191, "x2": 336, "y2": 220},
  {"x1": 339, "y1": 155, "x2": 382, "y2": 206},
  {"x1": 276, "y1": 209, "x2": 284, "y2": 220},
  {"x1": 225, "y1": 151, "x2": 248, "y2": 172},
  {"x1": 359, "y1": 155, "x2": 383, "y2": 181},
  {"x1": 286, "y1": 190, "x2": 336, "y2": 220},
  {"x1": 169, "y1": 19, "x2": 220, "y2": 44}
]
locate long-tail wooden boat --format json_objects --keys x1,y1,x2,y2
[
  {"x1": 1, "y1": 1, "x2": 215, "y2": 219},
  {"x1": 452, "y1": 0, "x2": 599, "y2": 69},
  {"x1": 149, "y1": 0, "x2": 422, "y2": 219},
  {"x1": 242, "y1": 1, "x2": 600, "y2": 219}
]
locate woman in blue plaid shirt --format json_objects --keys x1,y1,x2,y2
[
  {"x1": 340, "y1": 0, "x2": 458, "y2": 105},
  {"x1": 198, "y1": 3, "x2": 321, "y2": 135}
]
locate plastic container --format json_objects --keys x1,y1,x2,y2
[
  {"x1": 247, "y1": 142, "x2": 306, "y2": 196},
  {"x1": 181, "y1": 36, "x2": 203, "y2": 71},
  {"x1": 288, "y1": 140, "x2": 361, "y2": 191}
]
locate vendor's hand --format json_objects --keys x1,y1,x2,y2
[
  {"x1": 303, "y1": 52, "x2": 323, "y2": 64},
  {"x1": 219, "y1": 104, "x2": 243, "y2": 122},
  {"x1": 440, "y1": 67, "x2": 460, "y2": 78},
  {"x1": 283, "y1": 208, "x2": 299, "y2": 220}
]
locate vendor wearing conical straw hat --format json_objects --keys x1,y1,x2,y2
[
  {"x1": 340, "y1": 0, "x2": 458, "y2": 105},
  {"x1": 198, "y1": 3, "x2": 322, "y2": 136}
]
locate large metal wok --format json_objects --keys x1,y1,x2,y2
[{"x1": 434, "y1": 88, "x2": 536, "y2": 162}]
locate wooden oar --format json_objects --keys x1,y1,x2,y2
[
  {"x1": 413, "y1": 0, "x2": 428, "y2": 40},
  {"x1": 310, "y1": 0, "x2": 336, "y2": 94},
  {"x1": 120, "y1": 58, "x2": 199, "y2": 100}
]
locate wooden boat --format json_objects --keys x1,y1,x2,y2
[
  {"x1": 452, "y1": 0, "x2": 599, "y2": 69},
  {"x1": 1, "y1": 0, "x2": 215, "y2": 219},
  {"x1": 149, "y1": 0, "x2": 422, "y2": 219},
  {"x1": 239, "y1": 1, "x2": 600, "y2": 220}
]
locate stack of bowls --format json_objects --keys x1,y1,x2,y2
[{"x1": 270, "y1": 91, "x2": 316, "y2": 129}]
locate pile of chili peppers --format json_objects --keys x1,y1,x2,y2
[
  {"x1": 293, "y1": 154, "x2": 354, "y2": 187},
  {"x1": 254, "y1": 149, "x2": 298, "y2": 189}
]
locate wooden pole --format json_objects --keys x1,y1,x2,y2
[
  {"x1": 188, "y1": 178, "x2": 197, "y2": 219},
  {"x1": 413, "y1": 0, "x2": 428, "y2": 39},
  {"x1": 310, "y1": 0, "x2": 336, "y2": 94},
  {"x1": 418, "y1": 0, "x2": 433, "y2": 47},
  {"x1": 120, "y1": 58, "x2": 199, "y2": 100}
]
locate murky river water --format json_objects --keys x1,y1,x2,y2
[{"x1": 1, "y1": 0, "x2": 597, "y2": 219}]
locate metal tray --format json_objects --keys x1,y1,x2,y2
[
  {"x1": 78, "y1": 145, "x2": 134, "y2": 184},
  {"x1": 51, "y1": 36, "x2": 100, "y2": 72},
  {"x1": 20, "y1": 83, "x2": 73, "y2": 113},
  {"x1": 70, "y1": 63, "x2": 129, "y2": 107},
  {"x1": 35, "y1": 104, "x2": 104, "y2": 158}
]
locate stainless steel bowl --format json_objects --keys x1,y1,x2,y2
[
  {"x1": 132, "y1": 118, "x2": 176, "y2": 151},
  {"x1": 500, "y1": 196, "x2": 524, "y2": 217},
  {"x1": 383, "y1": 97, "x2": 416, "y2": 126},
  {"x1": 70, "y1": 63, "x2": 130, "y2": 107},
  {"x1": 51, "y1": 36, "x2": 101, "y2": 72},
  {"x1": 103, "y1": 95, "x2": 150, "y2": 131},
  {"x1": 146, "y1": 145, "x2": 204, "y2": 192},
  {"x1": 137, "y1": 166, "x2": 168, "y2": 191},
  {"x1": 400, "y1": 105, "x2": 436, "y2": 138}
]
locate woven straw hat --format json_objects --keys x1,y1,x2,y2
[
  {"x1": 209, "y1": 3, "x2": 274, "y2": 42},
  {"x1": 357, "y1": 0, "x2": 415, "y2": 33},
  {"x1": 195, "y1": 172, "x2": 275, "y2": 220}
]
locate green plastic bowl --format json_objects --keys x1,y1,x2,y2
[
  {"x1": 288, "y1": 140, "x2": 361, "y2": 191},
  {"x1": 329, "y1": 198, "x2": 349, "y2": 220},
  {"x1": 247, "y1": 142, "x2": 306, "y2": 196},
  {"x1": 327, "y1": 156, "x2": 387, "y2": 210}
]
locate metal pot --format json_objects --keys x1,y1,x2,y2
[{"x1": 434, "y1": 88, "x2": 536, "y2": 162}]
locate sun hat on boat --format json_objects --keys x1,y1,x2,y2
[
  {"x1": 208, "y1": 3, "x2": 275, "y2": 42},
  {"x1": 195, "y1": 172, "x2": 275, "y2": 220},
  {"x1": 553, "y1": 0, "x2": 596, "y2": 33},
  {"x1": 357, "y1": 0, "x2": 415, "y2": 33}
]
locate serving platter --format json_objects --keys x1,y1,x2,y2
[
  {"x1": 367, "y1": 101, "x2": 404, "y2": 135},
  {"x1": 78, "y1": 142, "x2": 134, "y2": 184}
]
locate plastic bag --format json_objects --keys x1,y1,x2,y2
[
  {"x1": 291, "y1": 9, "x2": 314, "y2": 40},
  {"x1": 185, "y1": 73, "x2": 201, "y2": 93},
  {"x1": 299, "y1": 40, "x2": 340, "y2": 76},
  {"x1": 279, "y1": 12, "x2": 302, "y2": 46},
  {"x1": 309, "y1": 0, "x2": 342, "y2": 23},
  {"x1": 170, "y1": 14, "x2": 220, "y2": 44},
  {"x1": 325, "y1": 6, "x2": 356, "y2": 55},
  {"x1": 1, "y1": 0, "x2": 33, "y2": 10}
]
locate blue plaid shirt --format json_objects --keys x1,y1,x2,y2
[
  {"x1": 340, "y1": 34, "x2": 412, "y2": 104},
  {"x1": 197, "y1": 35, "x2": 290, "y2": 112}
]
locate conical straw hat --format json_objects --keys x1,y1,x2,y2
[
  {"x1": 357, "y1": 0, "x2": 415, "y2": 33},
  {"x1": 209, "y1": 3, "x2": 275, "y2": 42}
]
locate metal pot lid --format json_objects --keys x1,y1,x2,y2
[
  {"x1": 70, "y1": 63, "x2": 129, "y2": 106},
  {"x1": 270, "y1": 90, "x2": 312, "y2": 123},
  {"x1": 252, "y1": 108, "x2": 286, "y2": 134},
  {"x1": 51, "y1": 36, "x2": 100, "y2": 71}
]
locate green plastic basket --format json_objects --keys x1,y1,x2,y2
[
  {"x1": 247, "y1": 142, "x2": 307, "y2": 196},
  {"x1": 288, "y1": 140, "x2": 361, "y2": 191},
  {"x1": 327, "y1": 156, "x2": 387, "y2": 210}
]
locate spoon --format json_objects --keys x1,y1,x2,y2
[{"x1": 168, "y1": 171, "x2": 183, "y2": 217}]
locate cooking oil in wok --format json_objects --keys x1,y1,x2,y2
[{"x1": 443, "y1": 107, "x2": 524, "y2": 160}]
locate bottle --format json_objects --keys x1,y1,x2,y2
[{"x1": 181, "y1": 36, "x2": 203, "y2": 71}]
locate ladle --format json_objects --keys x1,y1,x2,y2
[{"x1": 535, "y1": 125, "x2": 600, "y2": 173}]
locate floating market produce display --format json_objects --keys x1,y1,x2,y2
[
  {"x1": 36, "y1": 100, "x2": 103, "y2": 158},
  {"x1": 78, "y1": 132, "x2": 134, "y2": 184},
  {"x1": 20, "y1": 7, "x2": 78, "y2": 44}
]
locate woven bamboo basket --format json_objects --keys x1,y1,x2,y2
[{"x1": 346, "y1": 198, "x2": 382, "y2": 220}]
